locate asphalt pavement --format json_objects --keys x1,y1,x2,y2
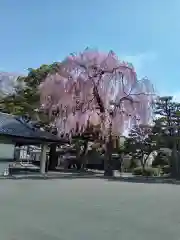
[{"x1": 0, "y1": 178, "x2": 180, "y2": 240}]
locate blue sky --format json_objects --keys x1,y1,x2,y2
[{"x1": 0, "y1": 0, "x2": 180, "y2": 99}]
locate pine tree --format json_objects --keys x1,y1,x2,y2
[{"x1": 153, "y1": 96, "x2": 180, "y2": 178}]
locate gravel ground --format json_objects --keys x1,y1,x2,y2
[{"x1": 0, "y1": 178, "x2": 180, "y2": 240}]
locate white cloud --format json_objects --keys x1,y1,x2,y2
[
  {"x1": 156, "y1": 89, "x2": 180, "y2": 103},
  {"x1": 121, "y1": 52, "x2": 157, "y2": 79},
  {"x1": 161, "y1": 91, "x2": 180, "y2": 102},
  {"x1": 173, "y1": 93, "x2": 180, "y2": 102}
]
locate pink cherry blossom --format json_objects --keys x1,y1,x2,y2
[{"x1": 40, "y1": 48, "x2": 155, "y2": 138}]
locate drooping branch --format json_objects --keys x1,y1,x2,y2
[{"x1": 39, "y1": 48, "x2": 155, "y2": 138}]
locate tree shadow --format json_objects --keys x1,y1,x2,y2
[{"x1": 3, "y1": 170, "x2": 180, "y2": 185}]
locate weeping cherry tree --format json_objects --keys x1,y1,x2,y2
[{"x1": 39, "y1": 48, "x2": 155, "y2": 176}]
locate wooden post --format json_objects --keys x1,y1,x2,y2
[{"x1": 40, "y1": 144, "x2": 48, "y2": 174}]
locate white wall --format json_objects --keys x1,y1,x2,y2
[{"x1": 0, "y1": 143, "x2": 15, "y2": 160}]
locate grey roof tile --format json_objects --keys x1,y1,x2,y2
[{"x1": 0, "y1": 112, "x2": 61, "y2": 143}]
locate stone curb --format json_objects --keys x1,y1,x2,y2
[{"x1": 0, "y1": 173, "x2": 180, "y2": 184}]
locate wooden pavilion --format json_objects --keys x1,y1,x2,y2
[{"x1": 0, "y1": 112, "x2": 67, "y2": 174}]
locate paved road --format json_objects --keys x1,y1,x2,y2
[{"x1": 0, "y1": 178, "x2": 180, "y2": 240}]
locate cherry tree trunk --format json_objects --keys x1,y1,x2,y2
[
  {"x1": 48, "y1": 143, "x2": 58, "y2": 170},
  {"x1": 80, "y1": 140, "x2": 88, "y2": 169},
  {"x1": 104, "y1": 137, "x2": 114, "y2": 177}
]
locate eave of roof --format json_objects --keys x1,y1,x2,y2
[{"x1": 0, "y1": 112, "x2": 68, "y2": 144}]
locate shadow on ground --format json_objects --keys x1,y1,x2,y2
[{"x1": 2, "y1": 170, "x2": 180, "y2": 185}]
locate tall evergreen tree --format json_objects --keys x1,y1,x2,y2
[
  {"x1": 0, "y1": 63, "x2": 60, "y2": 170},
  {"x1": 153, "y1": 96, "x2": 180, "y2": 178}
]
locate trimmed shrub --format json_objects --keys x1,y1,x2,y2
[
  {"x1": 129, "y1": 159, "x2": 139, "y2": 170},
  {"x1": 161, "y1": 165, "x2": 170, "y2": 175},
  {"x1": 133, "y1": 167, "x2": 160, "y2": 176},
  {"x1": 152, "y1": 152, "x2": 169, "y2": 167}
]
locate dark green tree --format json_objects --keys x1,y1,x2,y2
[
  {"x1": 0, "y1": 63, "x2": 60, "y2": 170},
  {"x1": 153, "y1": 96, "x2": 180, "y2": 148},
  {"x1": 153, "y1": 96, "x2": 180, "y2": 178}
]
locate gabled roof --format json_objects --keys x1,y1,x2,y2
[{"x1": 0, "y1": 112, "x2": 66, "y2": 144}]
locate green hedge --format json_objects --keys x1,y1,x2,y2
[
  {"x1": 133, "y1": 167, "x2": 160, "y2": 176},
  {"x1": 161, "y1": 165, "x2": 170, "y2": 174}
]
